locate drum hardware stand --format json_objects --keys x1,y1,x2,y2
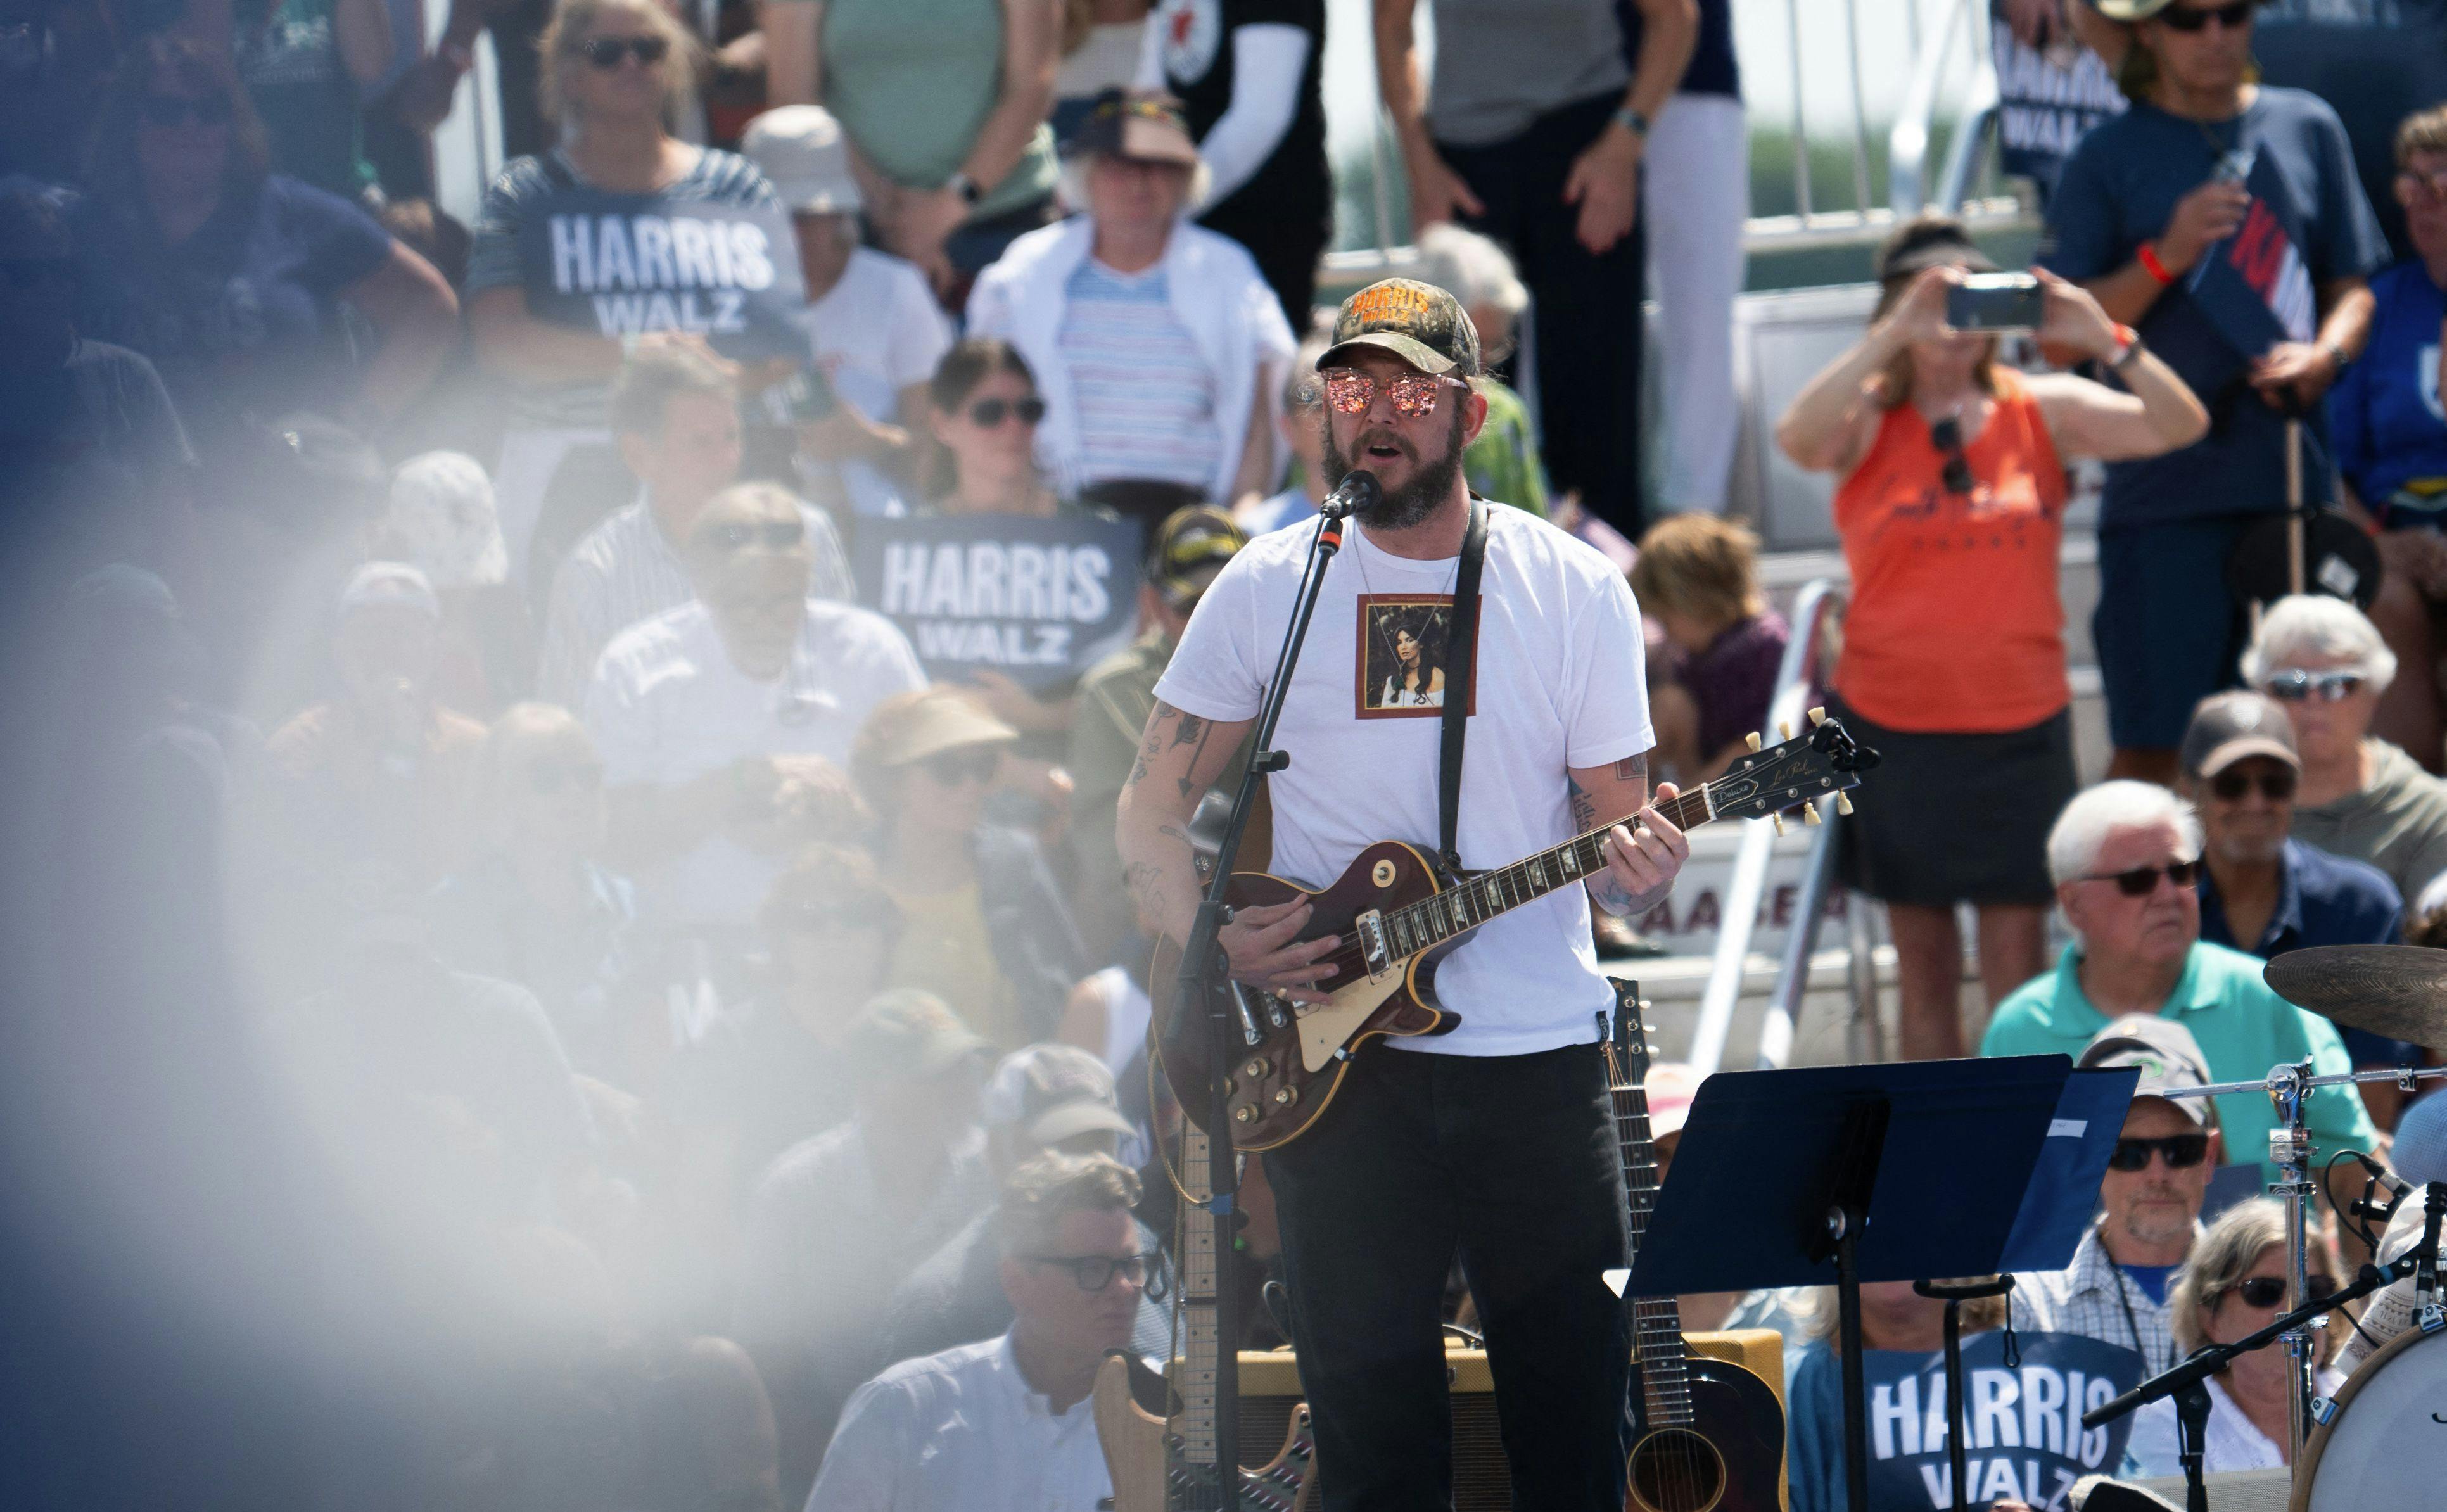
[{"x1": 2157, "y1": 1058, "x2": 2447, "y2": 1452}]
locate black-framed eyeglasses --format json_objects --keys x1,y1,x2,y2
[
  {"x1": 2260, "y1": 668, "x2": 2365, "y2": 703},
  {"x1": 2227, "y1": 1274, "x2": 2333, "y2": 1309},
  {"x1": 2106, "y1": 1133, "x2": 2211, "y2": 1171},
  {"x1": 696, "y1": 518, "x2": 806, "y2": 554},
  {"x1": 967, "y1": 395, "x2": 1046, "y2": 428},
  {"x1": 1318, "y1": 367, "x2": 1468, "y2": 417},
  {"x1": 139, "y1": 94, "x2": 234, "y2": 129},
  {"x1": 1026, "y1": 1251, "x2": 1158, "y2": 1292},
  {"x1": 920, "y1": 746, "x2": 1000, "y2": 787},
  {"x1": 1930, "y1": 416, "x2": 1976, "y2": 495},
  {"x1": 2158, "y1": 0, "x2": 2254, "y2": 32},
  {"x1": 2082, "y1": 859, "x2": 2200, "y2": 896},
  {"x1": 2208, "y1": 767, "x2": 2297, "y2": 803},
  {"x1": 527, "y1": 758, "x2": 603, "y2": 796},
  {"x1": 580, "y1": 35, "x2": 670, "y2": 68}
]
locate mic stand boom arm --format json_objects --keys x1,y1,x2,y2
[{"x1": 1173, "y1": 512, "x2": 1346, "y2": 1512}]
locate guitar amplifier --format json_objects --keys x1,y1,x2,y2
[{"x1": 1233, "y1": 1330, "x2": 1788, "y2": 1512}]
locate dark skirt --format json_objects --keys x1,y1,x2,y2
[{"x1": 1832, "y1": 696, "x2": 2077, "y2": 908}]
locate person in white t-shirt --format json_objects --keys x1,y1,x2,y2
[
  {"x1": 1114, "y1": 278, "x2": 1689, "y2": 1509},
  {"x1": 805, "y1": 1150, "x2": 1148, "y2": 1512},
  {"x1": 742, "y1": 106, "x2": 955, "y2": 519},
  {"x1": 586, "y1": 482, "x2": 925, "y2": 942}
]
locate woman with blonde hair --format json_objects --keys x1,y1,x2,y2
[
  {"x1": 463, "y1": 0, "x2": 779, "y2": 569},
  {"x1": 2124, "y1": 1198, "x2": 2342, "y2": 1476},
  {"x1": 1776, "y1": 210, "x2": 2208, "y2": 1060}
]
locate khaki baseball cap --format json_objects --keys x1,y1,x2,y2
[
  {"x1": 2180, "y1": 690, "x2": 2300, "y2": 780},
  {"x1": 2079, "y1": 1015, "x2": 2214, "y2": 1128},
  {"x1": 848, "y1": 990, "x2": 993, "y2": 1081},
  {"x1": 983, "y1": 1044, "x2": 1136, "y2": 1148},
  {"x1": 741, "y1": 106, "x2": 864, "y2": 215},
  {"x1": 1318, "y1": 278, "x2": 1483, "y2": 378},
  {"x1": 860, "y1": 687, "x2": 1019, "y2": 769},
  {"x1": 1067, "y1": 90, "x2": 1201, "y2": 168}
]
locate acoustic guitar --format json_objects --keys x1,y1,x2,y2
[
  {"x1": 1604, "y1": 997, "x2": 1786, "y2": 1512},
  {"x1": 1091, "y1": 1118, "x2": 1319, "y2": 1511},
  {"x1": 1152, "y1": 710, "x2": 1877, "y2": 1150}
]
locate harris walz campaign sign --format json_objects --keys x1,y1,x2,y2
[
  {"x1": 516, "y1": 163, "x2": 806, "y2": 362},
  {"x1": 1797, "y1": 1330, "x2": 2147, "y2": 1512},
  {"x1": 854, "y1": 514, "x2": 1145, "y2": 694},
  {"x1": 2186, "y1": 149, "x2": 2318, "y2": 361}
]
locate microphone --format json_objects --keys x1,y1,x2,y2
[{"x1": 1316, "y1": 469, "x2": 1380, "y2": 521}]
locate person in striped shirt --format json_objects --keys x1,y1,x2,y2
[{"x1": 533, "y1": 342, "x2": 853, "y2": 706}]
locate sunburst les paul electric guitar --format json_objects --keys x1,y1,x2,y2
[
  {"x1": 1604, "y1": 998, "x2": 1786, "y2": 1512},
  {"x1": 1092, "y1": 1119, "x2": 1319, "y2": 1512},
  {"x1": 1153, "y1": 711, "x2": 1877, "y2": 1150}
]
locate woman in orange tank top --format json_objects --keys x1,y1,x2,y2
[{"x1": 1775, "y1": 213, "x2": 2208, "y2": 1060}]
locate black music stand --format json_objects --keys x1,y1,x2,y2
[{"x1": 1629, "y1": 1057, "x2": 2121, "y2": 1512}]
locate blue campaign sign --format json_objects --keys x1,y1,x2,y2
[
  {"x1": 1791, "y1": 1331, "x2": 2149, "y2": 1512},
  {"x1": 855, "y1": 513, "x2": 1146, "y2": 693},
  {"x1": 2186, "y1": 150, "x2": 2318, "y2": 361},
  {"x1": 516, "y1": 188, "x2": 807, "y2": 362}
]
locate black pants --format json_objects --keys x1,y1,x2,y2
[
  {"x1": 1439, "y1": 91, "x2": 1649, "y2": 535},
  {"x1": 1263, "y1": 1043, "x2": 1629, "y2": 1511}
]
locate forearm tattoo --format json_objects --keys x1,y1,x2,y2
[{"x1": 1125, "y1": 700, "x2": 1220, "y2": 801}]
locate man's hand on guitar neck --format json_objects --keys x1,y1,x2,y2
[{"x1": 1568, "y1": 754, "x2": 1691, "y2": 918}]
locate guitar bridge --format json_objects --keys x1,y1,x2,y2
[{"x1": 1355, "y1": 910, "x2": 1393, "y2": 981}]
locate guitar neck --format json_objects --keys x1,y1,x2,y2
[
  {"x1": 1382, "y1": 782, "x2": 1716, "y2": 955},
  {"x1": 1608, "y1": 1043, "x2": 1694, "y2": 1428},
  {"x1": 1176, "y1": 1126, "x2": 1222, "y2": 1472}
]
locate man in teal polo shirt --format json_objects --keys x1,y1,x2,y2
[{"x1": 1982, "y1": 780, "x2": 2375, "y2": 1185}]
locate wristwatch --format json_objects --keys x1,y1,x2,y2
[
  {"x1": 2110, "y1": 324, "x2": 2146, "y2": 371},
  {"x1": 1612, "y1": 106, "x2": 1649, "y2": 143},
  {"x1": 945, "y1": 170, "x2": 982, "y2": 206},
  {"x1": 2321, "y1": 340, "x2": 2351, "y2": 374}
]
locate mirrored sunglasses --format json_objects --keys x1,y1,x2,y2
[
  {"x1": 2260, "y1": 668, "x2": 2365, "y2": 702},
  {"x1": 1319, "y1": 368, "x2": 1467, "y2": 417}
]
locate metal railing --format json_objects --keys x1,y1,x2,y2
[
  {"x1": 1684, "y1": 578, "x2": 1879, "y2": 1075},
  {"x1": 1888, "y1": 0, "x2": 2014, "y2": 224}
]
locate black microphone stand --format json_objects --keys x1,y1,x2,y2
[
  {"x1": 1173, "y1": 493, "x2": 1360, "y2": 1512},
  {"x1": 2084, "y1": 1182, "x2": 2447, "y2": 1512}
]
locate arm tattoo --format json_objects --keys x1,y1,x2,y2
[
  {"x1": 1124, "y1": 861, "x2": 1170, "y2": 931},
  {"x1": 1613, "y1": 753, "x2": 1648, "y2": 782},
  {"x1": 1567, "y1": 776, "x2": 1600, "y2": 835}
]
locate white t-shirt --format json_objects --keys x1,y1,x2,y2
[
  {"x1": 805, "y1": 1332, "x2": 1112, "y2": 1512},
  {"x1": 791, "y1": 248, "x2": 955, "y2": 518},
  {"x1": 1152, "y1": 506, "x2": 1654, "y2": 1055},
  {"x1": 585, "y1": 598, "x2": 925, "y2": 929}
]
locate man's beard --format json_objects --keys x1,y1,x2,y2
[{"x1": 1322, "y1": 408, "x2": 1468, "y2": 531}]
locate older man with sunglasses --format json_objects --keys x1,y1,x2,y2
[
  {"x1": 1980, "y1": 780, "x2": 2375, "y2": 1188},
  {"x1": 585, "y1": 481, "x2": 924, "y2": 944},
  {"x1": 2242, "y1": 594, "x2": 2447, "y2": 905},
  {"x1": 2017, "y1": 1017, "x2": 2223, "y2": 1380}
]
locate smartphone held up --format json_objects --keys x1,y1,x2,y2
[{"x1": 1945, "y1": 273, "x2": 2045, "y2": 333}]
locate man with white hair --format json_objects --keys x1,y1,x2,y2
[
  {"x1": 1980, "y1": 780, "x2": 2375, "y2": 1185},
  {"x1": 2241, "y1": 594, "x2": 2447, "y2": 904}
]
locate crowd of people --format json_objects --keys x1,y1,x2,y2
[{"x1": 11, "y1": 0, "x2": 2447, "y2": 1508}]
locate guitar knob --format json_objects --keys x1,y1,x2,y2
[
  {"x1": 1245, "y1": 1058, "x2": 1268, "y2": 1079},
  {"x1": 1803, "y1": 802, "x2": 1821, "y2": 826},
  {"x1": 1233, "y1": 1105, "x2": 1259, "y2": 1124},
  {"x1": 1808, "y1": 706, "x2": 1827, "y2": 726},
  {"x1": 1836, "y1": 791, "x2": 1855, "y2": 816},
  {"x1": 1778, "y1": 721, "x2": 1793, "y2": 740},
  {"x1": 1744, "y1": 732, "x2": 1761, "y2": 752},
  {"x1": 1273, "y1": 1086, "x2": 1299, "y2": 1106}
]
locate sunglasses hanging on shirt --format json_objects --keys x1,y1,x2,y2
[{"x1": 1929, "y1": 416, "x2": 1976, "y2": 495}]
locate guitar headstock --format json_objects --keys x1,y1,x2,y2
[
  {"x1": 1602, "y1": 989, "x2": 1654, "y2": 1089},
  {"x1": 1702, "y1": 708, "x2": 1881, "y2": 827}
]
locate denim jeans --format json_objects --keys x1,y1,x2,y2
[{"x1": 1262, "y1": 1041, "x2": 1630, "y2": 1511}]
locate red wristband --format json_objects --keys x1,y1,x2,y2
[{"x1": 2137, "y1": 241, "x2": 2175, "y2": 286}]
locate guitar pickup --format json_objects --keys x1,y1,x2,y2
[{"x1": 1355, "y1": 910, "x2": 1393, "y2": 981}]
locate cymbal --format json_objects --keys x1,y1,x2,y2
[{"x1": 2262, "y1": 945, "x2": 2447, "y2": 1048}]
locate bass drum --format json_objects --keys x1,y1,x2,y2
[{"x1": 2291, "y1": 1323, "x2": 2447, "y2": 1511}]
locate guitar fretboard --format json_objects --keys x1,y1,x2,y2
[
  {"x1": 1607, "y1": 1041, "x2": 1694, "y2": 1429},
  {"x1": 1177, "y1": 1126, "x2": 1221, "y2": 1468},
  {"x1": 1379, "y1": 787, "x2": 1715, "y2": 954}
]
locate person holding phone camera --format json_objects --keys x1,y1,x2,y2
[
  {"x1": 2041, "y1": 0, "x2": 2389, "y2": 787},
  {"x1": 1776, "y1": 213, "x2": 2208, "y2": 1060}
]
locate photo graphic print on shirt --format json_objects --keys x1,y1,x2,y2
[{"x1": 1355, "y1": 594, "x2": 1478, "y2": 717}]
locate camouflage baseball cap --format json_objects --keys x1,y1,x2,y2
[{"x1": 1319, "y1": 278, "x2": 1482, "y2": 378}]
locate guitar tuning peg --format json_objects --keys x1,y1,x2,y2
[
  {"x1": 1808, "y1": 706, "x2": 1828, "y2": 727},
  {"x1": 1803, "y1": 802, "x2": 1821, "y2": 826},
  {"x1": 1770, "y1": 812, "x2": 1786, "y2": 837},
  {"x1": 1836, "y1": 791, "x2": 1855, "y2": 816},
  {"x1": 1778, "y1": 721, "x2": 1793, "y2": 740},
  {"x1": 1744, "y1": 732, "x2": 1761, "y2": 752}
]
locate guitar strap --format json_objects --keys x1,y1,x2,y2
[{"x1": 1437, "y1": 495, "x2": 1490, "y2": 877}]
